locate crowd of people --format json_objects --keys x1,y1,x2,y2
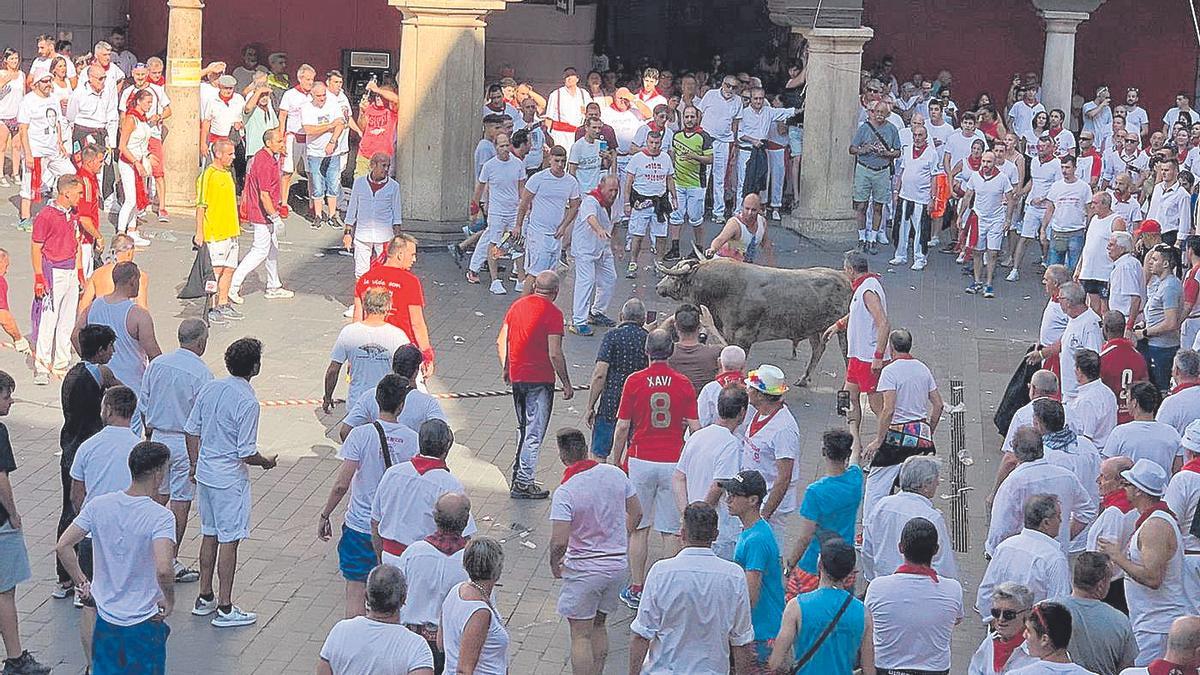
[{"x1": 0, "y1": 18, "x2": 1196, "y2": 675}]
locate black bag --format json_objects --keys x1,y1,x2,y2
[
  {"x1": 177, "y1": 244, "x2": 215, "y2": 300},
  {"x1": 993, "y1": 346, "x2": 1038, "y2": 437},
  {"x1": 373, "y1": 421, "x2": 393, "y2": 469}
]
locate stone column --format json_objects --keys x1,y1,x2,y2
[
  {"x1": 1039, "y1": 10, "x2": 1089, "y2": 118},
  {"x1": 162, "y1": 0, "x2": 204, "y2": 212},
  {"x1": 791, "y1": 26, "x2": 873, "y2": 236},
  {"x1": 390, "y1": 0, "x2": 513, "y2": 244}
]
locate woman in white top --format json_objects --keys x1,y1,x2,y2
[
  {"x1": 49, "y1": 57, "x2": 72, "y2": 151},
  {"x1": 439, "y1": 537, "x2": 510, "y2": 675},
  {"x1": 0, "y1": 49, "x2": 24, "y2": 187},
  {"x1": 1010, "y1": 601, "x2": 1097, "y2": 674},
  {"x1": 116, "y1": 90, "x2": 155, "y2": 242}
]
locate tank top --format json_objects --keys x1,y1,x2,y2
[
  {"x1": 1126, "y1": 510, "x2": 1187, "y2": 634},
  {"x1": 793, "y1": 589, "x2": 865, "y2": 674},
  {"x1": 0, "y1": 72, "x2": 24, "y2": 119},
  {"x1": 125, "y1": 117, "x2": 152, "y2": 162},
  {"x1": 87, "y1": 298, "x2": 147, "y2": 392},
  {"x1": 718, "y1": 214, "x2": 766, "y2": 263},
  {"x1": 848, "y1": 276, "x2": 888, "y2": 361},
  {"x1": 441, "y1": 582, "x2": 509, "y2": 675},
  {"x1": 1078, "y1": 212, "x2": 1120, "y2": 282}
]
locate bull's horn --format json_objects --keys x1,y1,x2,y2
[
  {"x1": 692, "y1": 243, "x2": 708, "y2": 260},
  {"x1": 656, "y1": 261, "x2": 690, "y2": 277}
]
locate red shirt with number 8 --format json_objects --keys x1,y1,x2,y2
[{"x1": 617, "y1": 361, "x2": 697, "y2": 463}]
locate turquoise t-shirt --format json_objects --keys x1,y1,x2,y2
[
  {"x1": 798, "y1": 465, "x2": 865, "y2": 574},
  {"x1": 793, "y1": 588, "x2": 865, "y2": 674},
  {"x1": 734, "y1": 518, "x2": 785, "y2": 644}
]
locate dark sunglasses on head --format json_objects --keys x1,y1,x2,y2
[{"x1": 990, "y1": 608, "x2": 1022, "y2": 621}]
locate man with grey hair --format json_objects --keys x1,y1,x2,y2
[
  {"x1": 1027, "y1": 264, "x2": 1073, "y2": 370},
  {"x1": 277, "y1": 63, "x2": 318, "y2": 214},
  {"x1": 1033, "y1": 281, "x2": 1102, "y2": 402},
  {"x1": 318, "y1": 564, "x2": 435, "y2": 674},
  {"x1": 1158, "y1": 349, "x2": 1200, "y2": 434},
  {"x1": 967, "y1": 581, "x2": 1039, "y2": 673},
  {"x1": 1086, "y1": 456, "x2": 1137, "y2": 614},
  {"x1": 569, "y1": 173, "x2": 619, "y2": 334},
  {"x1": 1106, "y1": 230, "x2": 1144, "y2": 325},
  {"x1": 1078, "y1": 190, "x2": 1127, "y2": 313},
  {"x1": 991, "y1": 369, "x2": 1065, "y2": 505},
  {"x1": 584, "y1": 298, "x2": 647, "y2": 459},
  {"x1": 849, "y1": 100, "x2": 901, "y2": 253},
  {"x1": 139, "y1": 318, "x2": 213, "y2": 582},
  {"x1": 977, "y1": 494, "x2": 1071, "y2": 621},
  {"x1": 986, "y1": 426, "x2": 1095, "y2": 556},
  {"x1": 824, "y1": 250, "x2": 889, "y2": 451},
  {"x1": 696, "y1": 345, "x2": 753, "y2": 430},
  {"x1": 230, "y1": 127, "x2": 294, "y2": 303},
  {"x1": 322, "y1": 287, "x2": 410, "y2": 416},
  {"x1": 1052, "y1": 551, "x2": 1139, "y2": 675},
  {"x1": 861, "y1": 455, "x2": 958, "y2": 581}
]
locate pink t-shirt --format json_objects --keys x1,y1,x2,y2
[{"x1": 549, "y1": 463, "x2": 635, "y2": 572}]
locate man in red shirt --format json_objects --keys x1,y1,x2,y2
[
  {"x1": 75, "y1": 144, "x2": 105, "y2": 279},
  {"x1": 31, "y1": 174, "x2": 83, "y2": 385},
  {"x1": 1099, "y1": 309, "x2": 1149, "y2": 424},
  {"x1": 354, "y1": 79, "x2": 399, "y2": 178},
  {"x1": 1182, "y1": 235, "x2": 1200, "y2": 349},
  {"x1": 610, "y1": 329, "x2": 699, "y2": 609},
  {"x1": 353, "y1": 234, "x2": 433, "y2": 376},
  {"x1": 497, "y1": 271, "x2": 573, "y2": 499},
  {"x1": 230, "y1": 129, "x2": 293, "y2": 303}
]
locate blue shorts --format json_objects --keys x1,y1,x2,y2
[
  {"x1": 306, "y1": 155, "x2": 344, "y2": 198},
  {"x1": 591, "y1": 416, "x2": 616, "y2": 458},
  {"x1": 788, "y1": 125, "x2": 804, "y2": 155},
  {"x1": 337, "y1": 524, "x2": 375, "y2": 582},
  {"x1": 93, "y1": 614, "x2": 169, "y2": 675}
]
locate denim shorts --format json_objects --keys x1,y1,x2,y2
[
  {"x1": 591, "y1": 416, "x2": 616, "y2": 458},
  {"x1": 307, "y1": 154, "x2": 344, "y2": 198},
  {"x1": 337, "y1": 524, "x2": 376, "y2": 583},
  {"x1": 93, "y1": 614, "x2": 169, "y2": 675},
  {"x1": 788, "y1": 125, "x2": 804, "y2": 154}
]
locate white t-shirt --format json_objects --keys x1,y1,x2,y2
[
  {"x1": 478, "y1": 155, "x2": 525, "y2": 217},
  {"x1": 549, "y1": 463, "x2": 636, "y2": 572},
  {"x1": 632, "y1": 123, "x2": 674, "y2": 151},
  {"x1": 1124, "y1": 105, "x2": 1150, "y2": 136},
  {"x1": 343, "y1": 389, "x2": 446, "y2": 433},
  {"x1": 897, "y1": 144, "x2": 944, "y2": 204},
  {"x1": 330, "y1": 323, "x2": 412, "y2": 409},
  {"x1": 925, "y1": 119, "x2": 954, "y2": 149},
  {"x1": 30, "y1": 55, "x2": 75, "y2": 81},
  {"x1": 372, "y1": 460, "x2": 478, "y2": 546},
  {"x1": 1108, "y1": 254, "x2": 1146, "y2": 321},
  {"x1": 602, "y1": 107, "x2": 643, "y2": 153},
  {"x1": 280, "y1": 87, "x2": 311, "y2": 134},
  {"x1": 72, "y1": 492, "x2": 176, "y2": 627},
  {"x1": 697, "y1": 89, "x2": 744, "y2": 142},
  {"x1": 1078, "y1": 213, "x2": 1122, "y2": 281},
  {"x1": 568, "y1": 137, "x2": 604, "y2": 192},
  {"x1": 18, "y1": 91, "x2": 62, "y2": 158},
  {"x1": 1103, "y1": 420, "x2": 1182, "y2": 475},
  {"x1": 1046, "y1": 178, "x2": 1093, "y2": 232},
  {"x1": 676, "y1": 424, "x2": 743, "y2": 546},
  {"x1": 877, "y1": 358, "x2": 937, "y2": 423},
  {"x1": 943, "y1": 129, "x2": 988, "y2": 171},
  {"x1": 337, "y1": 419, "x2": 420, "y2": 534},
  {"x1": 0, "y1": 72, "x2": 24, "y2": 120},
  {"x1": 1059, "y1": 308, "x2": 1104, "y2": 400},
  {"x1": 625, "y1": 150, "x2": 674, "y2": 196},
  {"x1": 1009, "y1": 662, "x2": 1096, "y2": 674},
  {"x1": 570, "y1": 194, "x2": 613, "y2": 257},
  {"x1": 963, "y1": 170, "x2": 1015, "y2": 225},
  {"x1": 330, "y1": 90, "x2": 354, "y2": 156},
  {"x1": 69, "y1": 425, "x2": 139, "y2": 505},
  {"x1": 319, "y1": 616, "x2": 435, "y2": 675},
  {"x1": 302, "y1": 97, "x2": 347, "y2": 157},
  {"x1": 1008, "y1": 100, "x2": 1045, "y2": 139},
  {"x1": 204, "y1": 93, "x2": 247, "y2": 137},
  {"x1": 742, "y1": 406, "x2": 802, "y2": 514},
  {"x1": 523, "y1": 169, "x2": 580, "y2": 237},
  {"x1": 1027, "y1": 156, "x2": 1063, "y2": 205},
  {"x1": 864, "y1": 572, "x2": 965, "y2": 672}
]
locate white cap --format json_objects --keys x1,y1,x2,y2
[
  {"x1": 1182, "y1": 419, "x2": 1200, "y2": 454},
  {"x1": 1121, "y1": 458, "x2": 1168, "y2": 498}
]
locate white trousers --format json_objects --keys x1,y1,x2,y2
[
  {"x1": 35, "y1": 267, "x2": 78, "y2": 376},
  {"x1": 863, "y1": 464, "x2": 902, "y2": 528},
  {"x1": 767, "y1": 147, "x2": 786, "y2": 208},
  {"x1": 80, "y1": 243, "x2": 95, "y2": 279},
  {"x1": 572, "y1": 247, "x2": 616, "y2": 325},
  {"x1": 735, "y1": 148, "x2": 751, "y2": 200},
  {"x1": 231, "y1": 221, "x2": 282, "y2": 291},
  {"x1": 710, "y1": 141, "x2": 732, "y2": 217},
  {"x1": 352, "y1": 239, "x2": 387, "y2": 279},
  {"x1": 116, "y1": 160, "x2": 145, "y2": 233},
  {"x1": 895, "y1": 200, "x2": 929, "y2": 264}
]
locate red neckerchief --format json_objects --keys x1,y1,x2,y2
[
  {"x1": 1172, "y1": 381, "x2": 1200, "y2": 394},
  {"x1": 126, "y1": 106, "x2": 149, "y2": 123},
  {"x1": 642, "y1": 148, "x2": 661, "y2": 158},
  {"x1": 218, "y1": 91, "x2": 234, "y2": 104},
  {"x1": 368, "y1": 178, "x2": 387, "y2": 195},
  {"x1": 609, "y1": 100, "x2": 628, "y2": 113},
  {"x1": 1038, "y1": 150, "x2": 1055, "y2": 164},
  {"x1": 967, "y1": 155, "x2": 983, "y2": 172},
  {"x1": 850, "y1": 272, "x2": 881, "y2": 292},
  {"x1": 1113, "y1": 191, "x2": 1133, "y2": 203},
  {"x1": 638, "y1": 87, "x2": 661, "y2": 101},
  {"x1": 992, "y1": 631, "x2": 1026, "y2": 673},
  {"x1": 149, "y1": 75, "x2": 165, "y2": 86},
  {"x1": 296, "y1": 85, "x2": 311, "y2": 95},
  {"x1": 716, "y1": 370, "x2": 744, "y2": 388},
  {"x1": 647, "y1": 121, "x2": 663, "y2": 133},
  {"x1": 1049, "y1": 126, "x2": 1063, "y2": 139},
  {"x1": 1102, "y1": 489, "x2": 1135, "y2": 513},
  {"x1": 748, "y1": 405, "x2": 784, "y2": 437},
  {"x1": 895, "y1": 563, "x2": 939, "y2": 582},
  {"x1": 979, "y1": 167, "x2": 999, "y2": 180},
  {"x1": 1136, "y1": 501, "x2": 1175, "y2": 530},
  {"x1": 683, "y1": 125, "x2": 700, "y2": 134},
  {"x1": 911, "y1": 143, "x2": 927, "y2": 159},
  {"x1": 1180, "y1": 149, "x2": 1190, "y2": 163},
  {"x1": 1082, "y1": 147, "x2": 1101, "y2": 160},
  {"x1": 1147, "y1": 659, "x2": 1199, "y2": 675},
  {"x1": 562, "y1": 459, "x2": 599, "y2": 484},
  {"x1": 588, "y1": 187, "x2": 613, "y2": 209},
  {"x1": 485, "y1": 102, "x2": 505, "y2": 113},
  {"x1": 1182, "y1": 457, "x2": 1200, "y2": 475},
  {"x1": 424, "y1": 530, "x2": 469, "y2": 556},
  {"x1": 410, "y1": 455, "x2": 448, "y2": 475}
]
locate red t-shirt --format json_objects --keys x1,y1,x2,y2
[
  {"x1": 241, "y1": 149, "x2": 282, "y2": 224},
  {"x1": 76, "y1": 168, "x2": 100, "y2": 245},
  {"x1": 358, "y1": 104, "x2": 398, "y2": 159},
  {"x1": 32, "y1": 205, "x2": 79, "y2": 264},
  {"x1": 0, "y1": 277, "x2": 9, "y2": 311},
  {"x1": 502, "y1": 295, "x2": 564, "y2": 383},
  {"x1": 616, "y1": 361, "x2": 698, "y2": 463},
  {"x1": 1100, "y1": 338, "x2": 1150, "y2": 424},
  {"x1": 354, "y1": 265, "x2": 425, "y2": 340},
  {"x1": 1184, "y1": 265, "x2": 1200, "y2": 312}
]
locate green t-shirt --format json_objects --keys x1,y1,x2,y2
[{"x1": 672, "y1": 130, "x2": 714, "y2": 189}]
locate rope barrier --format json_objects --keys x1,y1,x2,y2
[{"x1": 257, "y1": 384, "x2": 591, "y2": 409}]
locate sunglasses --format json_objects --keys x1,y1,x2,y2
[{"x1": 990, "y1": 608, "x2": 1023, "y2": 621}]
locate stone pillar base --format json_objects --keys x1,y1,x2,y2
[
  {"x1": 786, "y1": 212, "x2": 861, "y2": 240},
  {"x1": 403, "y1": 219, "x2": 468, "y2": 247}
]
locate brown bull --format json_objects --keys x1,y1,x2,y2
[{"x1": 655, "y1": 257, "x2": 851, "y2": 386}]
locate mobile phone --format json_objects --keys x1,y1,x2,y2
[
  {"x1": 645, "y1": 310, "x2": 659, "y2": 324},
  {"x1": 836, "y1": 390, "x2": 851, "y2": 417}
]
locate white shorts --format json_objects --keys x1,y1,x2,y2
[
  {"x1": 524, "y1": 233, "x2": 560, "y2": 276},
  {"x1": 975, "y1": 218, "x2": 1005, "y2": 251},
  {"x1": 1020, "y1": 204, "x2": 1046, "y2": 239},
  {"x1": 197, "y1": 481, "x2": 251, "y2": 544},
  {"x1": 628, "y1": 457, "x2": 680, "y2": 534},
  {"x1": 208, "y1": 237, "x2": 240, "y2": 269},
  {"x1": 556, "y1": 566, "x2": 625, "y2": 620},
  {"x1": 628, "y1": 206, "x2": 667, "y2": 239},
  {"x1": 671, "y1": 186, "x2": 706, "y2": 226},
  {"x1": 21, "y1": 155, "x2": 75, "y2": 200},
  {"x1": 283, "y1": 134, "x2": 307, "y2": 174},
  {"x1": 156, "y1": 433, "x2": 195, "y2": 502}
]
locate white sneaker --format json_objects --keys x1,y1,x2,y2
[
  {"x1": 228, "y1": 290, "x2": 244, "y2": 305},
  {"x1": 888, "y1": 257, "x2": 905, "y2": 266},
  {"x1": 489, "y1": 280, "x2": 507, "y2": 295},
  {"x1": 192, "y1": 595, "x2": 218, "y2": 616},
  {"x1": 32, "y1": 373, "x2": 49, "y2": 386},
  {"x1": 911, "y1": 259, "x2": 927, "y2": 271},
  {"x1": 771, "y1": 208, "x2": 781, "y2": 221},
  {"x1": 211, "y1": 605, "x2": 257, "y2": 627},
  {"x1": 263, "y1": 288, "x2": 295, "y2": 299},
  {"x1": 955, "y1": 252, "x2": 967, "y2": 264},
  {"x1": 1006, "y1": 269, "x2": 1019, "y2": 282},
  {"x1": 128, "y1": 230, "x2": 151, "y2": 247},
  {"x1": 928, "y1": 236, "x2": 941, "y2": 248},
  {"x1": 342, "y1": 306, "x2": 354, "y2": 318},
  {"x1": 514, "y1": 281, "x2": 525, "y2": 293},
  {"x1": 876, "y1": 232, "x2": 890, "y2": 246}
]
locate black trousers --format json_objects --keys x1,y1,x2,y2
[{"x1": 56, "y1": 460, "x2": 75, "y2": 583}]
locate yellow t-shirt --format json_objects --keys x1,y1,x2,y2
[{"x1": 196, "y1": 166, "x2": 240, "y2": 242}]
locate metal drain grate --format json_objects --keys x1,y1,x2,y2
[{"x1": 948, "y1": 379, "x2": 970, "y2": 554}]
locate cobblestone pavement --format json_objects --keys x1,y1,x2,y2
[{"x1": 0, "y1": 201, "x2": 1048, "y2": 673}]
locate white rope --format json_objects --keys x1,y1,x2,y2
[{"x1": 1190, "y1": 0, "x2": 1200, "y2": 48}]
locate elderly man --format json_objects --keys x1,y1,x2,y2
[
  {"x1": 498, "y1": 271, "x2": 573, "y2": 499},
  {"x1": 697, "y1": 345, "x2": 753, "y2": 430},
  {"x1": 1118, "y1": 616, "x2": 1200, "y2": 675},
  {"x1": 733, "y1": 87, "x2": 794, "y2": 200},
  {"x1": 1166, "y1": 420, "x2": 1200, "y2": 614},
  {"x1": 850, "y1": 100, "x2": 901, "y2": 253},
  {"x1": 1028, "y1": 265, "x2": 1073, "y2": 371},
  {"x1": 629, "y1": 502, "x2": 754, "y2": 673},
  {"x1": 863, "y1": 328, "x2": 943, "y2": 519},
  {"x1": 824, "y1": 251, "x2": 890, "y2": 450},
  {"x1": 1087, "y1": 456, "x2": 1138, "y2": 614},
  {"x1": 583, "y1": 299, "x2": 647, "y2": 459},
  {"x1": 550, "y1": 427, "x2": 640, "y2": 675},
  {"x1": 698, "y1": 75, "x2": 745, "y2": 222},
  {"x1": 1106, "y1": 382, "x2": 1183, "y2": 478},
  {"x1": 862, "y1": 455, "x2": 958, "y2": 581},
  {"x1": 393, "y1": 493, "x2": 471, "y2": 672},
  {"x1": 569, "y1": 174, "x2": 619, "y2": 335},
  {"x1": 1052, "y1": 552, "x2": 1139, "y2": 675},
  {"x1": 343, "y1": 152, "x2": 403, "y2": 285},
  {"x1": 1099, "y1": 310, "x2": 1148, "y2": 423},
  {"x1": 230, "y1": 129, "x2": 293, "y2": 303},
  {"x1": 977, "y1": 494, "x2": 1071, "y2": 621},
  {"x1": 1064, "y1": 348, "x2": 1117, "y2": 451},
  {"x1": 1098, "y1": 458, "x2": 1187, "y2": 665},
  {"x1": 317, "y1": 565, "x2": 434, "y2": 675},
  {"x1": 1077, "y1": 190, "x2": 1127, "y2": 313},
  {"x1": 1037, "y1": 282, "x2": 1103, "y2": 402},
  {"x1": 967, "y1": 582, "x2": 1038, "y2": 674},
  {"x1": 1106, "y1": 231, "x2": 1144, "y2": 326},
  {"x1": 674, "y1": 387, "x2": 747, "y2": 560},
  {"x1": 322, "y1": 288, "x2": 411, "y2": 415},
  {"x1": 1157, "y1": 350, "x2": 1200, "y2": 435},
  {"x1": 338, "y1": 346, "x2": 446, "y2": 441},
  {"x1": 892, "y1": 122, "x2": 943, "y2": 270},
  {"x1": 987, "y1": 427, "x2": 1095, "y2": 556},
  {"x1": 864, "y1": 517, "x2": 965, "y2": 674},
  {"x1": 991, "y1": 369, "x2": 1063, "y2": 503}
]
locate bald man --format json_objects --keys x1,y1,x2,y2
[
  {"x1": 1087, "y1": 455, "x2": 1136, "y2": 613},
  {"x1": 1121, "y1": 615, "x2": 1200, "y2": 673},
  {"x1": 569, "y1": 174, "x2": 619, "y2": 335},
  {"x1": 706, "y1": 194, "x2": 773, "y2": 265}
]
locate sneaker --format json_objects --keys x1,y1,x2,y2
[
  {"x1": 887, "y1": 257, "x2": 906, "y2": 266},
  {"x1": 513, "y1": 281, "x2": 525, "y2": 293},
  {"x1": 911, "y1": 259, "x2": 927, "y2": 271},
  {"x1": 928, "y1": 236, "x2": 941, "y2": 248},
  {"x1": 50, "y1": 582, "x2": 73, "y2": 599},
  {"x1": 955, "y1": 251, "x2": 967, "y2": 264},
  {"x1": 328, "y1": 213, "x2": 344, "y2": 229},
  {"x1": 211, "y1": 606, "x2": 258, "y2": 627},
  {"x1": 263, "y1": 287, "x2": 294, "y2": 299},
  {"x1": 588, "y1": 312, "x2": 616, "y2": 327},
  {"x1": 771, "y1": 208, "x2": 781, "y2": 221},
  {"x1": 940, "y1": 242, "x2": 957, "y2": 254},
  {"x1": 219, "y1": 304, "x2": 244, "y2": 320},
  {"x1": 0, "y1": 176, "x2": 9, "y2": 187},
  {"x1": 998, "y1": 255, "x2": 1014, "y2": 268},
  {"x1": 568, "y1": 323, "x2": 594, "y2": 336},
  {"x1": 192, "y1": 595, "x2": 218, "y2": 616},
  {"x1": 3, "y1": 650, "x2": 50, "y2": 675},
  {"x1": 619, "y1": 586, "x2": 641, "y2": 610},
  {"x1": 174, "y1": 561, "x2": 200, "y2": 583},
  {"x1": 206, "y1": 309, "x2": 229, "y2": 325},
  {"x1": 876, "y1": 232, "x2": 890, "y2": 246},
  {"x1": 509, "y1": 481, "x2": 549, "y2": 499},
  {"x1": 625, "y1": 262, "x2": 638, "y2": 279},
  {"x1": 983, "y1": 285, "x2": 995, "y2": 298},
  {"x1": 465, "y1": 270, "x2": 480, "y2": 284},
  {"x1": 310, "y1": 215, "x2": 325, "y2": 230},
  {"x1": 964, "y1": 282, "x2": 982, "y2": 295},
  {"x1": 228, "y1": 289, "x2": 244, "y2": 305},
  {"x1": 14, "y1": 218, "x2": 31, "y2": 232},
  {"x1": 32, "y1": 373, "x2": 49, "y2": 386},
  {"x1": 128, "y1": 230, "x2": 151, "y2": 247},
  {"x1": 158, "y1": 209, "x2": 170, "y2": 222},
  {"x1": 488, "y1": 279, "x2": 506, "y2": 295},
  {"x1": 342, "y1": 306, "x2": 354, "y2": 318},
  {"x1": 447, "y1": 244, "x2": 465, "y2": 269},
  {"x1": 1006, "y1": 269, "x2": 1019, "y2": 282},
  {"x1": 73, "y1": 592, "x2": 84, "y2": 608},
  {"x1": 649, "y1": 239, "x2": 657, "y2": 255},
  {"x1": 662, "y1": 246, "x2": 681, "y2": 263}
]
